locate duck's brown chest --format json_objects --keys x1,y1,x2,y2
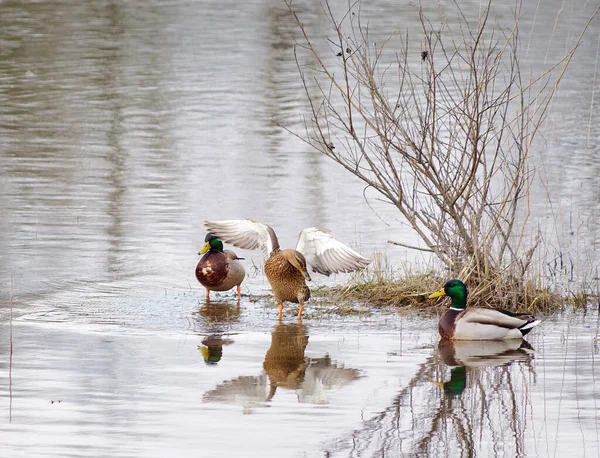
[
  {"x1": 196, "y1": 251, "x2": 229, "y2": 287},
  {"x1": 264, "y1": 253, "x2": 310, "y2": 303},
  {"x1": 439, "y1": 309, "x2": 461, "y2": 339}
]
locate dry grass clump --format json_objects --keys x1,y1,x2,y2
[
  {"x1": 315, "y1": 255, "x2": 564, "y2": 313},
  {"x1": 320, "y1": 274, "x2": 561, "y2": 313},
  {"x1": 325, "y1": 274, "x2": 441, "y2": 309},
  {"x1": 463, "y1": 275, "x2": 560, "y2": 313}
]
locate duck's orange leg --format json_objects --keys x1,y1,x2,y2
[
  {"x1": 205, "y1": 289, "x2": 210, "y2": 300},
  {"x1": 297, "y1": 303, "x2": 304, "y2": 321},
  {"x1": 278, "y1": 303, "x2": 284, "y2": 320},
  {"x1": 236, "y1": 284, "x2": 241, "y2": 300}
]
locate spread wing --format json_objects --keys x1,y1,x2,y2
[
  {"x1": 295, "y1": 227, "x2": 371, "y2": 276},
  {"x1": 204, "y1": 219, "x2": 278, "y2": 257}
]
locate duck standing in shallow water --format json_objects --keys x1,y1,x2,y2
[
  {"x1": 204, "y1": 219, "x2": 371, "y2": 320},
  {"x1": 196, "y1": 233, "x2": 245, "y2": 300},
  {"x1": 428, "y1": 279, "x2": 541, "y2": 340}
]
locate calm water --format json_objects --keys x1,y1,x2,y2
[{"x1": 0, "y1": 0, "x2": 599, "y2": 457}]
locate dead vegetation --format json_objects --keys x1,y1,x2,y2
[
  {"x1": 313, "y1": 264, "x2": 564, "y2": 314},
  {"x1": 286, "y1": 0, "x2": 599, "y2": 311}
]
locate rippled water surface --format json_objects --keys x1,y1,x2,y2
[
  {"x1": 2, "y1": 308, "x2": 599, "y2": 457},
  {"x1": 1, "y1": 0, "x2": 599, "y2": 457}
]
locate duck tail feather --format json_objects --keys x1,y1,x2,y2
[{"x1": 519, "y1": 319, "x2": 541, "y2": 336}]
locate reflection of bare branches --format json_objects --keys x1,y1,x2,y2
[{"x1": 326, "y1": 340, "x2": 535, "y2": 457}]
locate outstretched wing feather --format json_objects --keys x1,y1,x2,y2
[
  {"x1": 204, "y1": 219, "x2": 274, "y2": 257},
  {"x1": 296, "y1": 227, "x2": 371, "y2": 276}
]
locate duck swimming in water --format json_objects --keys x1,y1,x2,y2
[{"x1": 428, "y1": 279, "x2": 541, "y2": 340}]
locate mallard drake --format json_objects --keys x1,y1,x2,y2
[
  {"x1": 204, "y1": 219, "x2": 371, "y2": 319},
  {"x1": 196, "y1": 233, "x2": 245, "y2": 300},
  {"x1": 428, "y1": 279, "x2": 541, "y2": 340}
]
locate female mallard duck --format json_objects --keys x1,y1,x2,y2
[
  {"x1": 204, "y1": 219, "x2": 371, "y2": 319},
  {"x1": 196, "y1": 233, "x2": 245, "y2": 300},
  {"x1": 428, "y1": 280, "x2": 541, "y2": 340}
]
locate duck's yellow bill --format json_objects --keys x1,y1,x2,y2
[
  {"x1": 199, "y1": 346, "x2": 209, "y2": 361},
  {"x1": 199, "y1": 241, "x2": 210, "y2": 254},
  {"x1": 428, "y1": 288, "x2": 446, "y2": 299}
]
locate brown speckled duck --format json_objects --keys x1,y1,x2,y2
[
  {"x1": 196, "y1": 233, "x2": 245, "y2": 300},
  {"x1": 204, "y1": 219, "x2": 371, "y2": 320},
  {"x1": 428, "y1": 280, "x2": 541, "y2": 340}
]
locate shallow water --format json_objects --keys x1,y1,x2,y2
[
  {"x1": 1, "y1": 0, "x2": 600, "y2": 456},
  {"x1": 1, "y1": 302, "x2": 599, "y2": 457}
]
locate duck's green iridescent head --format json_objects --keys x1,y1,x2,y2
[
  {"x1": 428, "y1": 279, "x2": 468, "y2": 310},
  {"x1": 200, "y1": 345, "x2": 222, "y2": 365},
  {"x1": 434, "y1": 366, "x2": 466, "y2": 396},
  {"x1": 199, "y1": 233, "x2": 223, "y2": 255}
]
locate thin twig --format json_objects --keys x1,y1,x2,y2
[{"x1": 388, "y1": 239, "x2": 434, "y2": 253}]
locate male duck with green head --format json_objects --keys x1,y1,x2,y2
[
  {"x1": 196, "y1": 233, "x2": 245, "y2": 300},
  {"x1": 429, "y1": 280, "x2": 541, "y2": 340}
]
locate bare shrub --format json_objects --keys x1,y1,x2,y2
[{"x1": 285, "y1": 0, "x2": 599, "y2": 305}]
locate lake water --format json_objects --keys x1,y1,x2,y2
[{"x1": 0, "y1": 0, "x2": 599, "y2": 457}]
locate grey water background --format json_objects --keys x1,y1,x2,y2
[{"x1": 0, "y1": 1, "x2": 599, "y2": 457}]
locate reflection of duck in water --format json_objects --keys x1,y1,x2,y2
[
  {"x1": 297, "y1": 354, "x2": 362, "y2": 404},
  {"x1": 202, "y1": 373, "x2": 271, "y2": 410},
  {"x1": 263, "y1": 323, "x2": 362, "y2": 403},
  {"x1": 195, "y1": 299, "x2": 240, "y2": 365},
  {"x1": 199, "y1": 335, "x2": 235, "y2": 365},
  {"x1": 203, "y1": 323, "x2": 361, "y2": 408},
  {"x1": 196, "y1": 299, "x2": 241, "y2": 325},
  {"x1": 263, "y1": 323, "x2": 309, "y2": 400},
  {"x1": 438, "y1": 338, "x2": 534, "y2": 368},
  {"x1": 433, "y1": 339, "x2": 534, "y2": 396},
  {"x1": 434, "y1": 366, "x2": 467, "y2": 396}
]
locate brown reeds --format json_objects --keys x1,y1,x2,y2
[{"x1": 316, "y1": 260, "x2": 562, "y2": 313}]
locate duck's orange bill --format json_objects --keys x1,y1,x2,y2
[{"x1": 428, "y1": 288, "x2": 446, "y2": 299}]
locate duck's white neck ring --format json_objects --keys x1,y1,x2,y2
[{"x1": 449, "y1": 307, "x2": 464, "y2": 311}]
